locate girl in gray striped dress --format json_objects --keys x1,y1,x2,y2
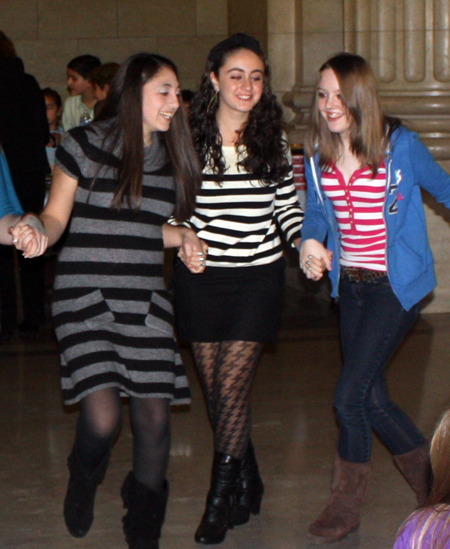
[{"x1": 14, "y1": 53, "x2": 205, "y2": 549}]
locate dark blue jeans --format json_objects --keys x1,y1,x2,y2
[{"x1": 335, "y1": 272, "x2": 426, "y2": 463}]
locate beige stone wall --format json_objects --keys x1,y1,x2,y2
[
  {"x1": 267, "y1": 0, "x2": 450, "y2": 314},
  {"x1": 1, "y1": 0, "x2": 229, "y2": 99},
  {"x1": 3, "y1": 0, "x2": 450, "y2": 313},
  {"x1": 228, "y1": 0, "x2": 268, "y2": 52}
]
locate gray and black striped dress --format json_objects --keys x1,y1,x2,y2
[{"x1": 52, "y1": 123, "x2": 190, "y2": 406}]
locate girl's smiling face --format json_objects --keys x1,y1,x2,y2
[
  {"x1": 142, "y1": 67, "x2": 180, "y2": 144},
  {"x1": 211, "y1": 48, "x2": 265, "y2": 118},
  {"x1": 317, "y1": 68, "x2": 353, "y2": 140}
]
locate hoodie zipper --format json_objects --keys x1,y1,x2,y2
[
  {"x1": 309, "y1": 156, "x2": 341, "y2": 293},
  {"x1": 383, "y1": 152, "x2": 391, "y2": 280}
]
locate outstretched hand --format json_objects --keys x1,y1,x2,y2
[
  {"x1": 10, "y1": 214, "x2": 49, "y2": 258},
  {"x1": 300, "y1": 238, "x2": 333, "y2": 281}
]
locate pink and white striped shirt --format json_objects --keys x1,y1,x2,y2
[{"x1": 321, "y1": 163, "x2": 387, "y2": 271}]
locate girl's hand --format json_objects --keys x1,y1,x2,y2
[
  {"x1": 178, "y1": 230, "x2": 208, "y2": 274},
  {"x1": 10, "y1": 214, "x2": 49, "y2": 258},
  {"x1": 300, "y1": 238, "x2": 333, "y2": 281}
]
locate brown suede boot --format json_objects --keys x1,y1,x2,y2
[
  {"x1": 393, "y1": 442, "x2": 431, "y2": 505},
  {"x1": 307, "y1": 455, "x2": 371, "y2": 544}
]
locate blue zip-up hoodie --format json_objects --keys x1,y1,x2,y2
[{"x1": 301, "y1": 126, "x2": 450, "y2": 311}]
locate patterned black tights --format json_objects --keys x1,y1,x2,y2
[{"x1": 192, "y1": 340, "x2": 263, "y2": 459}]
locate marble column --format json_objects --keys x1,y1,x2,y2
[
  {"x1": 290, "y1": 0, "x2": 450, "y2": 153},
  {"x1": 281, "y1": 0, "x2": 450, "y2": 313}
]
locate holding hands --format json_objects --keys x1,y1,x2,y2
[
  {"x1": 162, "y1": 223, "x2": 208, "y2": 274},
  {"x1": 300, "y1": 239, "x2": 333, "y2": 281},
  {"x1": 10, "y1": 214, "x2": 48, "y2": 258},
  {"x1": 178, "y1": 230, "x2": 208, "y2": 274}
]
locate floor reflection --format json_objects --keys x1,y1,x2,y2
[{"x1": 0, "y1": 295, "x2": 448, "y2": 548}]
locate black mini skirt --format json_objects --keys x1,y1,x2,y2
[{"x1": 174, "y1": 258, "x2": 286, "y2": 343}]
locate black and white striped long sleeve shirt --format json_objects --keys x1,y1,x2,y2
[{"x1": 185, "y1": 146, "x2": 303, "y2": 268}]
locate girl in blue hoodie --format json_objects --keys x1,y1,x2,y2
[{"x1": 300, "y1": 52, "x2": 450, "y2": 544}]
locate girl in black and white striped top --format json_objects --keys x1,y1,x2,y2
[
  {"x1": 183, "y1": 143, "x2": 302, "y2": 267},
  {"x1": 173, "y1": 34, "x2": 307, "y2": 545},
  {"x1": 15, "y1": 53, "x2": 205, "y2": 549}
]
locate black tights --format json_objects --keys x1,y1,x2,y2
[
  {"x1": 192, "y1": 340, "x2": 263, "y2": 460},
  {"x1": 75, "y1": 388, "x2": 170, "y2": 491}
]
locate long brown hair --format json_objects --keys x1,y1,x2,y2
[
  {"x1": 306, "y1": 52, "x2": 400, "y2": 174},
  {"x1": 96, "y1": 53, "x2": 201, "y2": 221}
]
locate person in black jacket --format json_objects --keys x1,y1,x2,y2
[{"x1": 0, "y1": 30, "x2": 50, "y2": 341}]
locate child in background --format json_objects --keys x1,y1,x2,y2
[
  {"x1": 62, "y1": 54, "x2": 101, "y2": 131},
  {"x1": 181, "y1": 89, "x2": 194, "y2": 116},
  {"x1": 89, "y1": 62, "x2": 120, "y2": 118},
  {"x1": 42, "y1": 88, "x2": 63, "y2": 173}
]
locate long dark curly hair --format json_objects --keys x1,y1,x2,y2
[{"x1": 190, "y1": 34, "x2": 290, "y2": 185}]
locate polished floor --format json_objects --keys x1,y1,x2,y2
[{"x1": 1, "y1": 286, "x2": 449, "y2": 549}]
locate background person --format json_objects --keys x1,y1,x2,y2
[
  {"x1": 89, "y1": 62, "x2": 120, "y2": 118},
  {"x1": 0, "y1": 30, "x2": 50, "y2": 342},
  {"x1": 43, "y1": 87, "x2": 64, "y2": 173},
  {"x1": 0, "y1": 142, "x2": 43, "y2": 255},
  {"x1": 0, "y1": 142, "x2": 22, "y2": 223},
  {"x1": 180, "y1": 88, "x2": 194, "y2": 116},
  {"x1": 62, "y1": 54, "x2": 101, "y2": 131}
]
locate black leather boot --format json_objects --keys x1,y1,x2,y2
[
  {"x1": 230, "y1": 441, "x2": 264, "y2": 526},
  {"x1": 64, "y1": 446, "x2": 110, "y2": 538},
  {"x1": 121, "y1": 472, "x2": 169, "y2": 549},
  {"x1": 195, "y1": 453, "x2": 241, "y2": 545}
]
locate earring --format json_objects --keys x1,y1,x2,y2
[{"x1": 207, "y1": 91, "x2": 219, "y2": 113}]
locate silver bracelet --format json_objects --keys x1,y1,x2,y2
[{"x1": 24, "y1": 216, "x2": 47, "y2": 235}]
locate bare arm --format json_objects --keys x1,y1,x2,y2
[
  {"x1": 40, "y1": 166, "x2": 78, "y2": 245},
  {"x1": 0, "y1": 214, "x2": 22, "y2": 245},
  {"x1": 300, "y1": 238, "x2": 333, "y2": 281},
  {"x1": 11, "y1": 166, "x2": 78, "y2": 257},
  {"x1": 162, "y1": 223, "x2": 208, "y2": 274}
]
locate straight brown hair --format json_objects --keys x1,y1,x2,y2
[
  {"x1": 96, "y1": 53, "x2": 201, "y2": 221},
  {"x1": 306, "y1": 52, "x2": 399, "y2": 174}
]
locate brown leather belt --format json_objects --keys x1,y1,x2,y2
[{"x1": 342, "y1": 267, "x2": 387, "y2": 283}]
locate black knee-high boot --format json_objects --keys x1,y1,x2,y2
[
  {"x1": 230, "y1": 440, "x2": 264, "y2": 526},
  {"x1": 195, "y1": 453, "x2": 241, "y2": 544},
  {"x1": 64, "y1": 446, "x2": 110, "y2": 538},
  {"x1": 121, "y1": 472, "x2": 169, "y2": 549}
]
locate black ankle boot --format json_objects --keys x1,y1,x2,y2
[
  {"x1": 121, "y1": 472, "x2": 169, "y2": 549},
  {"x1": 230, "y1": 441, "x2": 264, "y2": 526},
  {"x1": 195, "y1": 453, "x2": 241, "y2": 545},
  {"x1": 63, "y1": 446, "x2": 110, "y2": 538}
]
